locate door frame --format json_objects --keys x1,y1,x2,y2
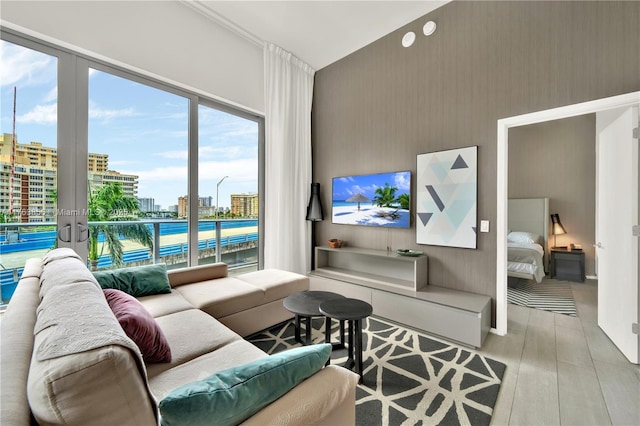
[{"x1": 495, "y1": 91, "x2": 640, "y2": 335}]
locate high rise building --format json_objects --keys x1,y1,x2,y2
[
  {"x1": 177, "y1": 196, "x2": 188, "y2": 218},
  {"x1": 177, "y1": 196, "x2": 220, "y2": 218},
  {"x1": 231, "y1": 193, "x2": 258, "y2": 218},
  {"x1": 138, "y1": 197, "x2": 156, "y2": 212},
  {"x1": 0, "y1": 133, "x2": 139, "y2": 222},
  {"x1": 199, "y1": 196, "x2": 213, "y2": 207}
]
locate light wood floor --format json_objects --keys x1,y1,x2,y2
[{"x1": 480, "y1": 279, "x2": 640, "y2": 425}]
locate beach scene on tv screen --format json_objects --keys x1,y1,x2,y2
[{"x1": 332, "y1": 171, "x2": 411, "y2": 228}]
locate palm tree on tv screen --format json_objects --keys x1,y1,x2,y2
[
  {"x1": 373, "y1": 183, "x2": 398, "y2": 208},
  {"x1": 397, "y1": 193, "x2": 410, "y2": 210},
  {"x1": 88, "y1": 182, "x2": 152, "y2": 270}
]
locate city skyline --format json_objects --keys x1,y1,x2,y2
[{"x1": 0, "y1": 40, "x2": 259, "y2": 210}]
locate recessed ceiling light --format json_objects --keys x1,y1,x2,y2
[
  {"x1": 402, "y1": 31, "x2": 416, "y2": 48},
  {"x1": 423, "y1": 21, "x2": 437, "y2": 36}
]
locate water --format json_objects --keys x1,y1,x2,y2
[{"x1": 0, "y1": 220, "x2": 259, "y2": 303}]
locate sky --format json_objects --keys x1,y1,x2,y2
[
  {"x1": 332, "y1": 171, "x2": 411, "y2": 202},
  {"x1": 0, "y1": 39, "x2": 258, "y2": 210}
]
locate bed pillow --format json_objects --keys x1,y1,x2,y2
[
  {"x1": 507, "y1": 231, "x2": 542, "y2": 245},
  {"x1": 103, "y1": 288, "x2": 172, "y2": 363},
  {"x1": 93, "y1": 263, "x2": 171, "y2": 297},
  {"x1": 158, "y1": 343, "x2": 331, "y2": 426}
]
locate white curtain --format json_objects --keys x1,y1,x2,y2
[{"x1": 263, "y1": 43, "x2": 315, "y2": 274}]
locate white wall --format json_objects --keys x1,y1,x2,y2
[{"x1": 1, "y1": 0, "x2": 264, "y2": 114}]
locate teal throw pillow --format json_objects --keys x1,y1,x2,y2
[
  {"x1": 93, "y1": 263, "x2": 171, "y2": 298},
  {"x1": 158, "y1": 343, "x2": 332, "y2": 426}
]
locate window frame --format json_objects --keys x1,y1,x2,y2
[{"x1": 1, "y1": 28, "x2": 265, "y2": 269}]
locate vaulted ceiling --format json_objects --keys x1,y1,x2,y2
[{"x1": 183, "y1": 1, "x2": 448, "y2": 70}]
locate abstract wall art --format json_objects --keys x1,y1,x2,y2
[{"x1": 416, "y1": 146, "x2": 477, "y2": 249}]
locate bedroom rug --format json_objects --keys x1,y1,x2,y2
[
  {"x1": 247, "y1": 316, "x2": 506, "y2": 426},
  {"x1": 507, "y1": 279, "x2": 577, "y2": 316}
]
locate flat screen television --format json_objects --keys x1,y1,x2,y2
[{"x1": 332, "y1": 171, "x2": 411, "y2": 228}]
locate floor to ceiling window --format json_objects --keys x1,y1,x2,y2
[
  {"x1": 0, "y1": 38, "x2": 58, "y2": 304},
  {"x1": 0, "y1": 30, "x2": 264, "y2": 304},
  {"x1": 88, "y1": 67, "x2": 189, "y2": 270},
  {"x1": 198, "y1": 104, "x2": 259, "y2": 270}
]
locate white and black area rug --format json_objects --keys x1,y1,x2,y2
[
  {"x1": 247, "y1": 316, "x2": 506, "y2": 426},
  {"x1": 507, "y1": 278, "x2": 577, "y2": 316}
]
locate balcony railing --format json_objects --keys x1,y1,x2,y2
[{"x1": 0, "y1": 218, "x2": 258, "y2": 305}]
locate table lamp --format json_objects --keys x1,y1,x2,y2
[{"x1": 550, "y1": 213, "x2": 567, "y2": 248}]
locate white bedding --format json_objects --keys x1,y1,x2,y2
[{"x1": 507, "y1": 242, "x2": 545, "y2": 283}]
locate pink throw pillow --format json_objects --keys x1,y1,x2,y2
[{"x1": 103, "y1": 288, "x2": 172, "y2": 363}]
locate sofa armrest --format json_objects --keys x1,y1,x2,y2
[
  {"x1": 167, "y1": 263, "x2": 228, "y2": 287},
  {"x1": 0, "y1": 260, "x2": 42, "y2": 426},
  {"x1": 241, "y1": 366, "x2": 359, "y2": 426}
]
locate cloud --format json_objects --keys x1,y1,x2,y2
[
  {"x1": 16, "y1": 103, "x2": 56, "y2": 125},
  {"x1": 155, "y1": 150, "x2": 187, "y2": 160},
  {"x1": 394, "y1": 172, "x2": 411, "y2": 191},
  {"x1": 120, "y1": 158, "x2": 257, "y2": 184},
  {"x1": 337, "y1": 176, "x2": 355, "y2": 183},
  {"x1": 198, "y1": 158, "x2": 257, "y2": 182},
  {"x1": 155, "y1": 112, "x2": 187, "y2": 121},
  {"x1": 43, "y1": 87, "x2": 57, "y2": 103},
  {"x1": 154, "y1": 145, "x2": 257, "y2": 161},
  {"x1": 89, "y1": 101, "x2": 135, "y2": 122},
  {"x1": 15, "y1": 100, "x2": 137, "y2": 126},
  {"x1": 198, "y1": 145, "x2": 256, "y2": 160},
  {"x1": 348, "y1": 184, "x2": 378, "y2": 196},
  {"x1": 199, "y1": 110, "x2": 258, "y2": 142},
  {"x1": 0, "y1": 40, "x2": 55, "y2": 88},
  {"x1": 108, "y1": 160, "x2": 139, "y2": 167}
]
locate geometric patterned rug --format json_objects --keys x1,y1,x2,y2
[
  {"x1": 507, "y1": 278, "x2": 577, "y2": 316},
  {"x1": 247, "y1": 316, "x2": 506, "y2": 426}
]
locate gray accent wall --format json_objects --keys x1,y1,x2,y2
[
  {"x1": 508, "y1": 115, "x2": 597, "y2": 277},
  {"x1": 312, "y1": 1, "x2": 640, "y2": 325}
]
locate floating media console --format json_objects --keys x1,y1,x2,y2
[
  {"x1": 314, "y1": 246, "x2": 428, "y2": 292},
  {"x1": 310, "y1": 246, "x2": 491, "y2": 348}
]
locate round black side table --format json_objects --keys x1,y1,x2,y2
[
  {"x1": 283, "y1": 291, "x2": 345, "y2": 345},
  {"x1": 319, "y1": 298, "x2": 373, "y2": 383}
]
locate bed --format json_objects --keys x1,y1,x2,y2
[{"x1": 507, "y1": 198, "x2": 549, "y2": 283}]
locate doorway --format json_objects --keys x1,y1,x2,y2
[{"x1": 495, "y1": 91, "x2": 640, "y2": 338}]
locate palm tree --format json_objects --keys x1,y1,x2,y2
[
  {"x1": 88, "y1": 182, "x2": 152, "y2": 270},
  {"x1": 397, "y1": 193, "x2": 410, "y2": 210},
  {"x1": 372, "y1": 183, "x2": 398, "y2": 208}
]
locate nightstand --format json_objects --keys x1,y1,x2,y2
[{"x1": 550, "y1": 249, "x2": 585, "y2": 282}]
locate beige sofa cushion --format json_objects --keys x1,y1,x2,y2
[
  {"x1": 241, "y1": 366, "x2": 359, "y2": 426},
  {"x1": 138, "y1": 289, "x2": 194, "y2": 318},
  {"x1": 148, "y1": 339, "x2": 267, "y2": 400},
  {"x1": 235, "y1": 269, "x2": 309, "y2": 304},
  {"x1": 168, "y1": 262, "x2": 228, "y2": 287},
  {"x1": 174, "y1": 277, "x2": 264, "y2": 318},
  {"x1": 146, "y1": 309, "x2": 241, "y2": 378},
  {"x1": 28, "y1": 344, "x2": 157, "y2": 425}
]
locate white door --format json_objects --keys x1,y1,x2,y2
[{"x1": 596, "y1": 105, "x2": 639, "y2": 364}]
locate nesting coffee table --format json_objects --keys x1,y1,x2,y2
[
  {"x1": 319, "y1": 298, "x2": 373, "y2": 383},
  {"x1": 283, "y1": 291, "x2": 345, "y2": 345}
]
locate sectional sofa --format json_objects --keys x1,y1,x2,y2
[{"x1": 1, "y1": 248, "x2": 358, "y2": 425}]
